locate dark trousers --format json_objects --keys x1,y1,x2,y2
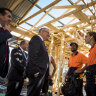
[
  {"x1": 67, "y1": 67, "x2": 83, "y2": 96},
  {"x1": 27, "y1": 75, "x2": 44, "y2": 96},
  {"x1": 85, "y1": 84, "x2": 96, "y2": 96},
  {"x1": 72, "y1": 79, "x2": 83, "y2": 96},
  {"x1": 42, "y1": 69, "x2": 49, "y2": 93},
  {"x1": 85, "y1": 64, "x2": 96, "y2": 96},
  {"x1": 77, "y1": 79, "x2": 83, "y2": 96},
  {"x1": 5, "y1": 80, "x2": 24, "y2": 96}
]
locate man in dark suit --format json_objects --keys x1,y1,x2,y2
[
  {"x1": 26, "y1": 28, "x2": 50, "y2": 96},
  {"x1": 6, "y1": 40, "x2": 28, "y2": 96},
  {"x1": 0, "y1": 8, "x2": 12, "y2": 78}
]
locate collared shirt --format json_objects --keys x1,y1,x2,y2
[
  {"x1": 0, "y1": 24, "x2": 2, "y2": 27},
  {"x1": 87, "y1": 44, "x2": 96, "y2": 66},
  {"x1": 19, "y1": 46, "x2": 24, "y2": 53},
  {"x1": 38, "y1": 35, "x2": 43, "y2": 41},
  {"x1": 71, "y1": 51, "x2": 78, "y2": 56},
  {"x1": 19, "y1": 46, "x2": 27, "y2": 61},
  {"x1": 0, "y1": 24, "x2": 4, "y2": 32},
  {"x1": 68, "y1": 53, "x2": 88, "y2": 70}
]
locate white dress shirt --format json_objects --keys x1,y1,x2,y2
[{"x1": 38, "y1": 35, "x2": 43, "y2": 41}]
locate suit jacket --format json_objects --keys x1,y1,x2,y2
[
  {"x1": 0, "y1": 28, "x2": 12, "y2": 78},
  {"x1": 26, "y1": 35, "x2": 49, "y2": 78},
  {"x1": 8, "y1": 47, "x2": 26, "y2": 81}
]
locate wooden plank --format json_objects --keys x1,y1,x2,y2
[
  {"x1": 53, "y1": 5, "x2": 84, "y2": 9},
  {"x1": 73, "y1": 11, "x2": 90, "y2": 23}
]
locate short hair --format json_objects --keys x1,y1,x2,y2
[
  {"x1": 39, "y1": 28, "x2": 48, "y2": 34},
  {"x1": 70, "y1": 42, "x2": 78, "y2": 48},
  {"x1": 0, "y1": 8, "x2": 12, "y2": 16},
  {"x1": 87, "y1": 31, "x2": 96, "y2": 42},
  {"x1": 20, "y1": 40, "x2": 26, "y2": 46}
]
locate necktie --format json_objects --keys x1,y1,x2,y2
[
  {"x1": 0, "y1": 27, "x2": 7, "y2": 64},
  {"x1": 0, "y1": 27, "x2": 4, "y2": 32},
  {"x1": 23, "y1": 51, "x2": 27, "y2": 60},
  {"x1": 4, "y1": 41, "x2": 8, "y2": 64}
]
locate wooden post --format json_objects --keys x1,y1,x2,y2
[
  {"x1": 57, "y1": 33, "x2": 64, "y2": 96},
  {"x1": 49, "y1": 35, "x2": 54, "y2": 55}
]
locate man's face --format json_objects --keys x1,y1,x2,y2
[
  {"x1": 23, "y1": 41, "x2": 29, "y2": 51},
  {"x1": 0, "y1": 10, "x2": 12, "y2": 26},
  {"x1": 85, "y1": 33, "x2": 92, "y2": 44},
  {"x1": 70, "y1": 44, "x2": 78, "y2": 52},
  {"x1": 46, "y1": 46, "x2": 48, "y2": 52},
  {"x1": 43, "y1": 29, "x2": 50, "y2": 41}
]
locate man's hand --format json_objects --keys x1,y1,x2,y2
[
  {"x1": 65, "y1": 75, "x2": 68, "y2": 82},
  {"x1": 34, "y1": 72, "x2": 39, "y2": 78},
  {"x1": 48, "y1": 75, "x2": 52, "y2": 79},
  {"x1": 74, "y1": 70, "x2": 83, "y2": 74},
  {"x1": 4, "y1": 25, "x2": 11, "y2": 32}
]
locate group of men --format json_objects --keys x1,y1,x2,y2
[
  {"x1": 0, "y1": 7, "x2": 96, "y2": 96},
  {"x1": 0, "y1": 7, "x2": 56, "y2": 96},
  {"x1": 65, "y1": 31, "x2": 96, "y2": 96},
  {"x1": 0, "y1": 7, "x2": 29, "y2": 96}
]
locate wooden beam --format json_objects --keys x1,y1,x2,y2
[
  {"x1": 73, "y1": 11, "x2": 90, "y2": 23},
  {"x1": 61, "y1": 22, "x2": 81, "y2": 29},
  {"x1": 53, "y1": 5, "x2": 84, "y2": 9},
  {"x1": 91, "y1": 0, "x2": 95, "y2": 15}
]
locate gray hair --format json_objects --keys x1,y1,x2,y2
[{"x1": 39, "y1": 28, "x2": 48, "y2": 34}]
